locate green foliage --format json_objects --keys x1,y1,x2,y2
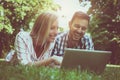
[
  {"x1": 0, "y1": 0, "x2": 59, "y2": 57},
  {"x1": 58, "y1": 27, "x2": 64, "y2": 33},
  {"x1": 0, "y1": 62, "x2": 120, "y2": 80},
  {"x1": 0, "y1": 5, "x2": 14, "y2": 33},
  {"x1": 87, "y1": 0, "x2": 120, "y2": 64}
]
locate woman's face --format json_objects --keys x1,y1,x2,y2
[{"x1": 47, "y1": 20, "x2": 58, "y2": 42}]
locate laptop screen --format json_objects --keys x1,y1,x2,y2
[{"x1": 61, "y1": 48, "x2": 112, "y2": 74}]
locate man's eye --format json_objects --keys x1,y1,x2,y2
[
  {"x1": 74, "y1": 25, "x2": 80, "y2": 28},
  {"x1": 82, "y1": 27, "x2": 87, "y2": 31}
]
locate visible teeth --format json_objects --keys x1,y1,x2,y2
[{"x1": 75, "y1": 34, "x2": 80, "y2": 37}]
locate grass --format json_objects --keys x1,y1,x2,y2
[{"x1": 0, "y1": 61, "x2": 120, "y2": 80}]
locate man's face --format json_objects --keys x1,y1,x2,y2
[{"x1": 69, "y1": 17, "x2": 89, "y2": 41}]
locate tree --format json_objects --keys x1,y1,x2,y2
[{"x1": 87, "y1": 0, "x2": 120, "y2": 64}]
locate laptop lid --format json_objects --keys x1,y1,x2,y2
[{"x1": 61, "y1": 48, "x2": 112, "y2": 74}]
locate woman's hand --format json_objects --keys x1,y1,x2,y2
[
  {"x1": 29, "y1": 55, "x2": 63, "y2": 67},
  {"x1": 49, "y1": 55, "x2": 63, "y2": 68}
]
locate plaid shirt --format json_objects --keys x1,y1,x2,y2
[{"x1": 51, "y1": 31, "x2": 94, "y2": 56}]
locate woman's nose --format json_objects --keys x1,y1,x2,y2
[{"x1": 54, "y1": 28, "x2": 58, "y2": 35}]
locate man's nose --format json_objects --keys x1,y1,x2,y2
[{"x1": 77, "y1": 27, "x2": 82, "y2": 33}]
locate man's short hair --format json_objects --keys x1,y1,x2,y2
[{"x1": 71, "y1": 11, "x2": 90, "y2": 23}]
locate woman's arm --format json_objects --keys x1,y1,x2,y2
[
  {"x1": 15, "y1": 32, "x2": 32, "y2": 65},
  {"x1": 28, "y1": 56, "x2": 62, "y2": 67}
]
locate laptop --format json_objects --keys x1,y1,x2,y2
[{"x1": 61, "y1": 48, "x2": 112, "y2": 74}]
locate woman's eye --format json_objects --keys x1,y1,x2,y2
[
  {"x1": 51, "y1": 26, "x2": 55, "y2": 29},
  {"x1": 51, "y1": 26, "x2": 58, "y2": 30},
  {"x1": 51, "y1": 27, "x2": 54, "y2": 30}
]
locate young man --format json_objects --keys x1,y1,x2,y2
[{"x1": 52, "y1": 11, "x2": 94, "y2": 56}]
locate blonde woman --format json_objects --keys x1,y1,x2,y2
[{"x1": 14, "y1": 12, "x2": 62, "y2": 67}]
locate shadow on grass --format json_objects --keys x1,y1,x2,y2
[{"x1": 0, "y1": 61, "x2": 120, "y2": 80}]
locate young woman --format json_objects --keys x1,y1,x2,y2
[{"x1": 15, "y1": 12, "x2": 61, "y2": 67}]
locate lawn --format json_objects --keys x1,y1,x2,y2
[{"x1": 0, "y1": 61, "x2": 120, "y2": 80}]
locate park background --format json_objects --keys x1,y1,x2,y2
[
  {"x1": 0, "y1": 0, "x2": 120, "y2": 64},
  {"x1": 0, "y1": 0, "x2": 120, "y2": 80}
]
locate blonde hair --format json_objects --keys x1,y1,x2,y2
[{"x1": 30, "y1": 12, "x2": 58, "y2": 56}]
